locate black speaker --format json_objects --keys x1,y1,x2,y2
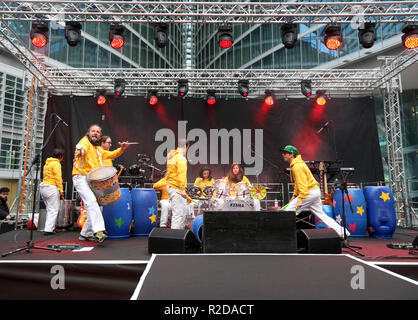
[
  {"x1": 148, "y1": 227, "x2": 201, "y2": 254},
  {"x1": 203, "y1": 211, "x2": 297, "y2": 253},
  {"x1": 297, "y1": 229, "x2": 342, "y2": 254},
  {"x1": 296, "y1": 210, "x2": 315, "y2": 229}
]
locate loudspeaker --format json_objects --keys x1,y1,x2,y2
[
  {"x1": 297, "y1": 229, "x2": 342, "y2": 254},
  {"x1": 296, "y1": 210, "x2": 315, "y2": 229},
  {"x1": 148, "y1": 227, "x2": 201, "y2": 254},
  {"x1": 203, "y1": 211, "x2": 297, "y2": 253}
]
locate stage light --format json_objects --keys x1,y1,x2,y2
[
  {"x1": 30, "y1": 22, "x2": 49, "y2": 48},
  {"x1": 148, "y1": 90, "x2": 158, "y2": 105},
  {"x1": 65, "y1": 21, "x2": 82, "y2": 47},
  {"x1": 301, "y1": 80, "x2": 312, "y2": 98},
  {"x1": 217, "y1": 25, "x2": 233, "y2": 49},
  {"x1": 109, "y1": 23, "x2": 125, "y2": 49},
  {"x1": 177, "y1": 79, "x2": 189, "y2": 97},
  {"x1": 402, "y1": 25, "x2": 418, "y2": 49},
  {"x1": 324, "y1": 25, "x2": 343, "y2": 50},
  {"x1": 206, "y1": 90, "x2": 216, "y2": 105},
  {"x1": 281, "y1": 23, "x2": 298, "y2": 49},
  {"x1": 358, "y1": 22, "x2": 377, "y2": 49},
  {"x1": 264, "y1": 90, "x2": 274, "y2": 106},
  {"x1": 154, "y1": 23, "x2": 169, "y2": 48},
  {"x1": 114, "y1": 79, "x2": 125, "y2": 97},
  {"x1": 238, "y1": 79, "x2": 249, "y2": 97},
  {"x1": 96, "y1": 89, "x2": 107, "y2": 105},
  {"x1": 315, "y1": 91, "x2": 327, "y2": 106}
]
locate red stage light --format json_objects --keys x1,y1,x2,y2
[
  {"x1": 111, "y1": 36, "x2": 124, "y2": 49},
  {"x1": 32, "y1": 34, "x2": 47, "y2": 48},
  {"x1": 316, "y1": 96, "x2": 327, "y2": 106},
  {"x1": 325, "y1": 37, "x2": 342, "y2": 50},
  {"x1": 207, "y1": 97, "x2": 216, "y2": 105},
  {"x1": 149, "y1": 96, "x2": 158, "y2": 105},
  {"x1": 265, "y1": 96, "x2": 274, "y2": 106},
  {"x1": 404, "y1": 35, "x2": 418, "y2": 49},
  {"x1": 97, "y1": 95, "x2": 107, "y2": 105},
  {"x1": 219, "y1": 39, "x2": 233, "y2": 49}
]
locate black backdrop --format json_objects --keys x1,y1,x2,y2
[{"x1": 44, "y1": 95, "x2": 384, "y2": 198}]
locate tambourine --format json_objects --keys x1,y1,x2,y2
[{"x1": 250, "y1": 184, "x2": 267, "y2": 200}]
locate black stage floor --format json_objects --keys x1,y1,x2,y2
[{"x1": 0, "y1": 228, "x2": 417, "y2": 300}]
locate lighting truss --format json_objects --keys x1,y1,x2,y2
[{"x1": 0, "y1": 1, "x2": 417, "y2": 24}]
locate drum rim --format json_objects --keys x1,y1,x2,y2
[{"x1": 87, "y1": 166, "x2": 117, "y2": 182}]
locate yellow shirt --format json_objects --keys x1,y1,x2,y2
[
  {"x1": 42, "y1": 157, "x2": 63, "y2": 193},
  {"x1": 290, "y1": 155, "x2": 319, "y2": 203},
  {"x1": 102, "y1": 159, "x2": 113, "y2": 167},
  {"x1": 194, "y1": 177, "x2": 215, "y2": 197},
  {"x1": 72, "y1": 136, "x2": 124, "y2": 176},
  {"x1": 165, "y1": 148, "x2": 188, "y2": 192},
  {"x1": 225, "y1": 176, "x2": 251, "y2": 197},
  {"x1": 153, "y1": 178, "x2": 169, "y2": 200}
]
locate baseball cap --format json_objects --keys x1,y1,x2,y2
[{"x1": 280, "y1": 145, "x2": 299, "y2": 155}]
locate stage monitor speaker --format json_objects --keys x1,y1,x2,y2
[
  {"x1": 148, "y1": 227, "x2": 201, "y2": 254},
  {"x1": 203, "y1": 211, "x2": 297, "y2": 253},
  {"x1": 297, "y1": 229, "x2": 342, "y2": 254}
]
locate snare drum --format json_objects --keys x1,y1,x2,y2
[
  {"x1": 87, "y1": 166, "x2": 121, "y2": 206},
  {"x1": 213, "y1": 179, "x2": 231, "y2": 199}
]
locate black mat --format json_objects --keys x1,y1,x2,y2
[{"x1": 136, "y1": 254, "x2": 418, "y2": 300}]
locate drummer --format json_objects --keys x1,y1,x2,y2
[
  {"x1": 73, "y1": 124, "x2": 130, "y2": 242},
  {"x1": 224, "y1": 163, "x2": 261, "y2": 211},
  {"x1": 100, "y1": 135, "x2": 113, "y2": 166},
  {"x1": 152, "y1": 178, "x2": 171, "y2": 228},
  {"x1": 193, "y1": 167, "x2": 215, "y2": 198}
]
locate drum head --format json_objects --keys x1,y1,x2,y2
[
  {"x1": 87, "y1": 166, "x2": 117, "y2": 182},
  {"x1": 234, "y1": 182, "x2": 250, "y2": 198},
  {"x1": 213, "y1": 179, "x2": 230, "y2": 198}
]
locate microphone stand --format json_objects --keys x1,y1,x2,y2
[{"x1": 2, "y1": 119, "x2": 64, "y2": 257}]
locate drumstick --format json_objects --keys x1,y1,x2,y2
[
  {"x1": 279, "y1": 203, "x2": 290, "y2": 211},
  {"x1": 176, "y1": 192, "x2": 198, "y2": 204},
  {"x1": 117, "y1": 167, "x2": 124, "y2": 179},
  {"x1": 125, "y1": 142, "x2": 139, "y2": 145}
]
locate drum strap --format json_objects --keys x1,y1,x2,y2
[
  {"x1": 89, "y1": 182, "x2": 120, "y2": 197},
  {"x1": 96, "y1": 148, "x2": 103, "y2": 167},
  {"x1": 73, "y1": 159, "x2": 87, "y2": 176}
]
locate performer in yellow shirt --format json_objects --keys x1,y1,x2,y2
[
  {"x1": 153, "y1": 178, "x2": 171, "y2": 227},
  {"x1": 193, "y1": 167, "x2": 215, "y2": 197},
  {"x1": 39, "y1": 148, "x2": 64, "y2": 235},
  {"x1": 100, "y1": 135, "x2": 113, "y2": 167},
  {"x1": 73, "y1": 124, "x2": 130, "y2": 242}
]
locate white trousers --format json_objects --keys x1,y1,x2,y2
[
  {"x1": 159, "y1": 199, "x2": 172, "y2": 227},
  {"x1": 73, "y1": 175, "x2": 105, "y2": 237},
  {"x1": 39, "y1": 183, "x2": 60, "y2": 232},
  {"x1": 167, "y1": 186, "x2": 188, "y2": 230},
  {"x1": 284, "y1": 188, "x2": 348, "y2": 238}
]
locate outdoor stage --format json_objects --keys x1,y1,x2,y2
[{"x1": 0, "y1": 227, "x2": 417, "y2": 300}]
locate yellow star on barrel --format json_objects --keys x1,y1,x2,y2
[
  {"x1": 356, "y1": 206, "x2": 364, "y2": 216},
  {"x1": 149, "y1": 214, "x2": 157, "y2": 224},
  {"x1": 379, "y1": 192, "x2": 390, "y2": 202}
]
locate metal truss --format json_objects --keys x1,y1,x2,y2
[
  {"x1": 47, "y1": 67, "x2": 381, "y2": 97},
  {"x1": 0, "y1": 1, "x2": 417, "y2": 24}
]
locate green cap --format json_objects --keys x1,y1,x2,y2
[{"x1": 280, "y1": 145, "x2": 298, "y2": 155}]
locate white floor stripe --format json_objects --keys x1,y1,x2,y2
[{"x1": 130, "y1": 254, "x2": 156, "y2": 300}]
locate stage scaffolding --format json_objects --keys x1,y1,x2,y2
[{"x1": 0, "y1": 1, "x2": 417, "y2": 227}]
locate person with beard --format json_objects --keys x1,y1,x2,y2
[
  {"x1": 224, "y1": 163, "x2": 261, "y2": 211},
  {"x1": 0, "y1": 187, "x2": 11, "y2": 220},
  {"x1": 73, "y1": 124, "x2": 130, "y2": 242}
]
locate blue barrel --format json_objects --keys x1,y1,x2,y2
[
  {"x1": 131, "y1": 188, "x2": 158, "y2": 237},
  {"x1": 102, "y1": 188, "x2": 133, "y2": 239},
  {"x1": 363, "y1": 186, "x2": 397, "y2": 239},
  {"x1": 333, "y1": 188, "x2": 367, "y2": 237},
  {"x1": 192, "y1": 214, "x2": 204, "y2": 243},
  {"x1": 315, "y1": 205, "x2": 333, "y2": 229}
]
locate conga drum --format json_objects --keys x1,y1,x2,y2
[
  {"x1": 102, "y1": 188, "x2": 133, "y2": 239},
  {"x1": 333, "y1": 188, "x2": 367, "y2": 237},
  {"x1": 131, "y1": 188, "x2": 158, "y2": 237},
  {"x1": 87, "y1": 166, "x2": 121, "y2": 205},
  {"x1": 363, "y1": 186, "x2": 396, "y2": 239},
  {"x1": 192, "y1": 214, "x2": 204, "y2": 243}
]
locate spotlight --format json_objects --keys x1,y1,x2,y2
[
  {"x1": 30, "y1": 22, "x2": 49, "y2": 48},
  {"x1": 402, "y1": 25, "x2": 418, "y2": 49},
  {"x1": 96, "y1": 89, "x2": 107, "y2": 105},
  {"x1": 217, "y1": 25, "x2": 233, "y2": 49},
  {"x1": 238, "y1": 79, "x2": 249, "y2": 97},
  {"x1": 324, "y1": 25, "x2": 343, "y2": 50},
  {"x1": 358, "y1": 22, "x2": 377, "y2": 49},
  {"x1": 154, "y1": 23, "x2": 169, "y2": 48},
  {"x1": 114, "y1": 79, "x2": 125, "y2": 97},
  {"x1": 301, "y1": 80, "x2": 312, "y2": 98},
  {"x1": 109, "y1": 23, "x2": 125, "y2": 49},
  {"x1": 65, "y1": 21, "x2": 82, "y2": 47},
  {"x1": 281, "y1": 23, "x2": 298, "y2": 49},
  {"x1": 264, "y1": 90, "x2": 274, "y2": 106},
  {"x1": 206, "y1": 90, "x2": 216, "y2": 105},
  {"x1": 148, "y1": 90, "x2": 158, "y2": 105},
  {"x1": 315, "y1": 91, "x2": 327, "y2": 106},
  {"x1": 178, "y1": 79, "x2": 189, "y2": 97}
]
